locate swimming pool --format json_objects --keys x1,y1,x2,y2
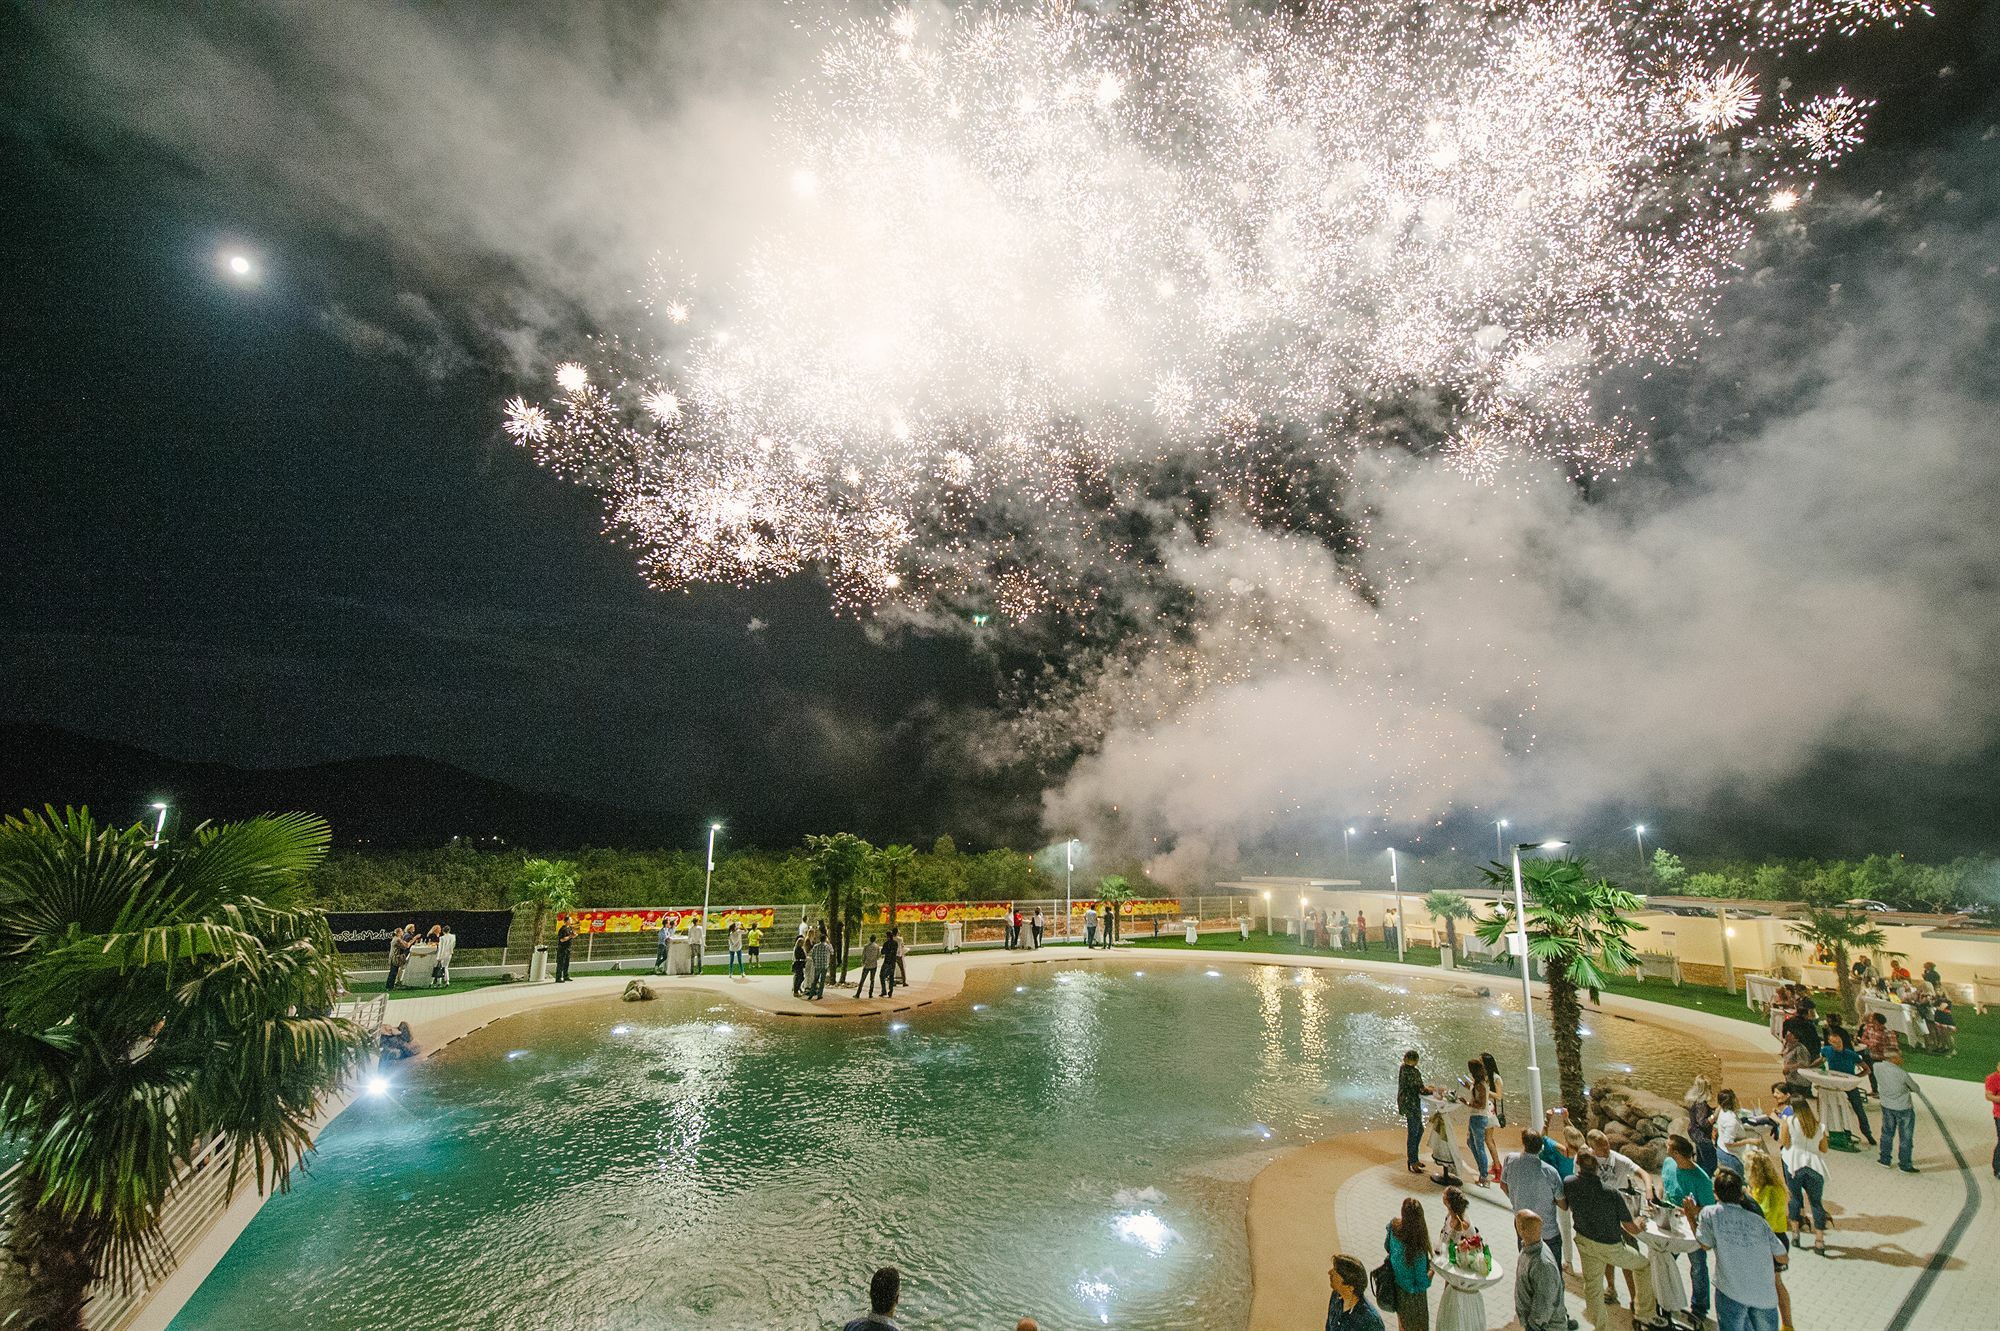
[{"x1": 169, "y1": 960, "x2": 1714, "y2": 1330}]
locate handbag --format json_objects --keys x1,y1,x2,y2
[
  {"x1": 432, "y1": 962, "x2": 445, "y2": 980},
  {"x1": 1370, "y1": 1256, "x2": 1398, "y2": 1307}
]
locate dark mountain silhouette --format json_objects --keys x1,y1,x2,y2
[{"x1": 0, "y1": 724, "x2": 679, "y2": 849}]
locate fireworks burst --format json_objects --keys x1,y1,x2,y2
[{"x1": 497, "y1": 0, "x2": 1923, "y2": 810}]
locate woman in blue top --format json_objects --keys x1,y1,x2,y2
[
  {"x1": 1383, "y1": 1197, "x2": 1434, "y2": 1330},
  {"x1": 1819, "y1": 1029, "x2": 1877, "y2": 1145}
]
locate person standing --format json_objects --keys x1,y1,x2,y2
[
  {"x1": 1696, "y1": 1169, "x2": 1789, "y2": 1331},
  {"x1": 1032, "y1": 907, "x2": 1045, "y2": 948},
  {"x1": 840, "y1": 1266, "x2": 902, "y2": 1331},
  {"x1": 1661, "y1": 1134, "x2": 1716, "y2": 1327},
  {"x1": 434, "y1": 923, "x2": 456, "y2": 988},
  {"x1": 1511, "y1": 1211, "x2": 1567, "y2": 1331},
  {"x1": 1819, "y1": 1028, "x2": 1875, "y2": 1145},
  {"x1": 880, "y1": 929, "x2": 900, "y2": 998},
  {"x1": 1084, "y1": 904, "x2": 1099, "y2": 949},
  {"x1": 1325, "y1": 1253, "x2": 1386, "y2": 1331},
  {"x1": 808, "y1": 931, "x2": 831, "y2": 1000},
  {"x1": 1986, "y1": 1057, "x2": 2000, "y2": 1180},
  {"x1": 1397, "y1": 1052, "x2": 1434, "y2": 1175},
  {"x1": 1384, "y1": 907, "x2": 1399, "y2": 954},
  {"x1": 654, "y1": 917, "x2": 674, "y2": 974},
  {"x1": 1779, "y1": 1094, "x2": 1831, "y2": 1252},
  {"x1": 1463, "y1": 1059, "x2": 1493, "y2": 1184},
  {"x1": 1338, "y1": 911, "x2": 1351, "y2": 950},
  {"x1": 1500, "y1": 1131, "x2": 1566, "y2": 1267},
  {"x1": 1382, "y1": 1198, "x2": 1433, "y2": 1331},
  {"x1": 1356, "y1": 911, "x2": 1368, "y2": 948},
  {"x1": 746, "y1": 923, "x2": 763, "y2": 968},
  {"x1": 1685, "y1": 1075, "x2": 1720, "y2": 1175},
  {"x1": 1874, "y1": 1050, "x2": 1918, "y2": 1172},
  {"x1": 554, "y1": 914, "x2": 577, "y2": 982},
  {"x1": 688, "y1": 917, "x2": 707, "y2": 975},
  {"x1": 386, "y1": 924, "x2": 414, "y2": 992},
  {"x1": 727, "y1": 921, "x2": 746, "y2": 976},
  {"x1": 855, "y1": 935, "x2": 882, "y2": 999},
  {"x1": 1560, "y1": 1150, "x2": 1656, "y2": 1330},
  {"x1": 791, "y1": 935, "x2": 809, "y2": 997}
]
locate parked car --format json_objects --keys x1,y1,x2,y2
[{"x1": 1842, "y1": 898, "x2": 1894, "y2": 913}]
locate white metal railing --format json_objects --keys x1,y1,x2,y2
[{"x1": 0, "y1": 1130, "x2": 247, "y2": 1331}]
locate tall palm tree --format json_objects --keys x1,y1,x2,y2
[
  {"x1": 873, "y1": 844, "x2": 915, "y2": 940},
  {"x1": 1097, "y1": 875, "x2": 1133, "y2": 945},
  {"x1": 806, "y1": 832, "x2": 872, "y2": 983},
  {"x1": 0, "y1": 807, "x2": 367, "y2": 1330},
  {"x1": 1779, "y1": 907, "x2": 1889, "y2": 1021},
  {"x1": 1476, "y1": 857, "x2": 1645, "y2": 1126},
  {"x1": 515, "y1": 858, "x2": 579, "y2": 951},
  {"x1": 1422, "y1": 890, "x2": 1475, "y2": 961}
]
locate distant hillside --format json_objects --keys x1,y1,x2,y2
[{"x1": 0, "y1": 724, "x2": 678, "y2": 849}]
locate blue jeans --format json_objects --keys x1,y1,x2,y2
[
  {"x1": 1716, "y1": 1147, "x2": 1744, "y2": 1179},
  {"x1": 1689, "y1": 1246, "x2": 1710, "y2": 1320},
  {"x1": 728, "y1": 947, "x2": 745, "y2": 975},
  {"x1": 1466, "y1": 1114, "x2": 1491, "y2": 1177},
  {"x1": 1879, "y1": 1105, "x2": 1916, "y2": 1168},
  {"x1": 1717, "y1": 1292, "x2": 1780, "y2": 1331},
  {"x1": 1404, "y1": 1110, "x2": 1424, "y2": 1167},
  {"x1": 1787, "y1": 1164, "x2": 1827, "y2": 1229}
]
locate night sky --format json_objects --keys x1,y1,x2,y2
[{"x1": 3, "y1": 2, "x2": 1998, "y2": 863}]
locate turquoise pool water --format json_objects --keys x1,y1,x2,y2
[{"x1": 169, "y1": 960, "x2": 1714, "y2": 1330}]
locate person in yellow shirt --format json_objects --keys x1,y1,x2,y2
[
  {"x1": 1743, "y1": 1148, "x2": 1794, "y2": 1331},
  {"x1": 746, "y1": 925, "x2": 763, "y2": 968}
]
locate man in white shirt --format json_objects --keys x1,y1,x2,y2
[
  {"x1": 689, "y1": 918, "x2": 707, "y2": 973},
  {"x1": 1584, "y1": 1129, "x2": 1645, "y2": 1311}
]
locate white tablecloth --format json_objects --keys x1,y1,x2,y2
[
  {"x1": 1744, "y1": 973, "x2": 1784, "y2": 1010},
  {"x1": 1638, "y1": 1213, "x2": 1701, "y2": 1314},
  {"x1": 1797, "y1": 1068, "x2": 1869, "y2": 1135},
  {"x1": 1860, "y1": 994, "x2": 1926, "y2": 1041},
  {"x1": 1434, "y1": 1253, "x2": 1503, "y2": 1331},
  {"x1": 1421, "y1": 1096, "x2": 1469, "y2": 1176}
]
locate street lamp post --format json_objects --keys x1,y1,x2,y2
[
  {"x1": 702, "y1": 823, "x2": 722, "y2": 929},
  {"x1": 1344, "y1": 827, "x2": 1355, "y2": 871},
  {"x1": 1634, "y1": 824, "x2": 1648, "y2": 875},
  {"x1": 1509, "y1": 838, "x2": 1569, "y2": 1128},
  {"x1": 1494, "y1": 819, "x2": 1508, "y2": 864},
  {"x1": 1298, "y1": 894, "x2": 1308, "y2": 941},
  {"x1": 1388, "y1": 847, "x2": 1405, "y2": 962},
  {"x1": 148, "y1": 802, "x2": 169, "y2": 849},
  {"x1": 1065, "y1": 839, "x2": 1076, "y2": 943},
  {"x1": 1262, "y1": 889, "x2": 1272, "y2": 935}
]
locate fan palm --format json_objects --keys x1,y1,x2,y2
[
  {"x1": 873, "y1": 844, "x2": 915, "y2": 939},
  {"x1": 806, "y1": 832, "x2": 872, "y2": 983},
  {"x1": 1423, "y1": 890, "x2": 1476, "y2": 959},
  {"x1": 0, "y1": 806, "x2": 367, "y2": 1330},
  {"x1": 1097, "y1": 875, "x2": 1133, "y2": 945},
  {"x1": 1476, "y1": 857, "x2": 1645, "y2": 1125},
  {"x1": 1778, "y1": 907, "x2": 1889, "y2": 1021},
  {"x1": 515, "y1": 858, "x2": 579, "y2": 951}
]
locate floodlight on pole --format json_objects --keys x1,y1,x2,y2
[
  {"x1": 1634, "y1": 824, "x2": 1648, "y2": 874},
  {"x1": 1388, "y1": 846, "x2": 1405, "y2": 962},
  {"x1": 1509, "y1": 837, "x2": 1568, "y2": 1127},
  {"x1": 702, "y1": 822, "x2": 722, "y2": 929},
  {"x1": 1495, "y1": 819, "x2": 1509, "y2": 863},
  {"x1": 1262, "y1": 889, "x2": 1272, "y2": 935},
  {"x1": 1065, "y1": 839, "x2": 1077, "y2": 941},
  {"x1": 149, "y1": 802, "x2": 169, "y2": 849},
  {"x1": 1343, "y1": 826, "x2": 1356, "y2": 871}
]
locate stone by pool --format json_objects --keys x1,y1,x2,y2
[{"x1": 169, "y1": 961, "x2": 1715, "y2": 1330}]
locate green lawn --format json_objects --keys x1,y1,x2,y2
[{"x1": 1127, "y1": 929, "x2": 1444, "y2": 968}]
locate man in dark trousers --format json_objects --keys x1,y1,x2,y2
[
  {"x1": 554, "y1": 914, "x2": 577, "y2": 982},
  {"x1": 880, "y1": 929, "x2": 900, "y2": 998},
  {"x1": 386, "y1": 924, "x2": 414, "y2": 991}
]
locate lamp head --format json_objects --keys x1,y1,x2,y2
[
  {"x1": 1498, "y1": 818, "x2": 1508, "y2": 827},
  {"x1": 1635, "y1": 824, "x2": 1646, "y2": 834},
  {"x1": 1516, "y1": 838, "x2": 1570, "y2": 851}
]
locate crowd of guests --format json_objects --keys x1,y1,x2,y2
[
  {"x1": 788, "y1": 920, "x2": 909, "y2": 1001},
  {"x1": 1301, "y1": 906, "x2": 1405, "y2": 953}
]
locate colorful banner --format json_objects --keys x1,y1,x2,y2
[
  {"x1": 866, "y1": 900, "x2": 1014, "y2": 925},
  {"x1": 1068, "y1": 898, "x2": 1183, "y2": 918},
  {"x1": 570, "y1": 907, "x2": 776, "y2": 934}
]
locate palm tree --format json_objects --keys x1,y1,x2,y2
[
  {"x1": 1097, "y1": 875, "x2": 1133, "y2": 946},
  {"x1": 1476, "y1": 857, "x2": 1645, "y2": 1126},
  {"x1": 515, "y1": 858, "x2": 579, "y2": 952},
  {"x1": 1778, "y1": 907, "x2": 1889, "y2": 1021},
  {"x1": 1423, "y1": 890, "x2": 1475, "y2": 962},
  {"x1": 874, "y1": 844, "x2": 915, "y2": 940},
  {"x1": 806, "y1": 833, "x2": 872, "y2": 983},
  {"x1": 0, "y1": 807, "x2": 367, "y2": 1330}
]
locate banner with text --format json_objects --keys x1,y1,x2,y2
[
  {"x1": 326, "y1": 909, "x2": 515, "y2": 954},
  {"x1": 1068, "y1": 898, "x2": 1183, "y2": 918},
  {"x1": 572, "y1": 907, "x2": 777, "y2": 934},
  {"x1": 866, "y1": 900, "x2": 1014, "y2": 925}
]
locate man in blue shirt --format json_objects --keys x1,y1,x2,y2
[
  {"x1": 1697, "y1": 1171, "x2": 1788, "y2": 1331},
  {"x1": 1662, "y1": 1134, "x2": 1716, "y2": 1325},
  {"x1": 1501, "y1": 1130, "x2": 1567, "y2": 1266},
  {"x1": 1325, "y1": 1253, "x2": 1385, "y2": 1331}
]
